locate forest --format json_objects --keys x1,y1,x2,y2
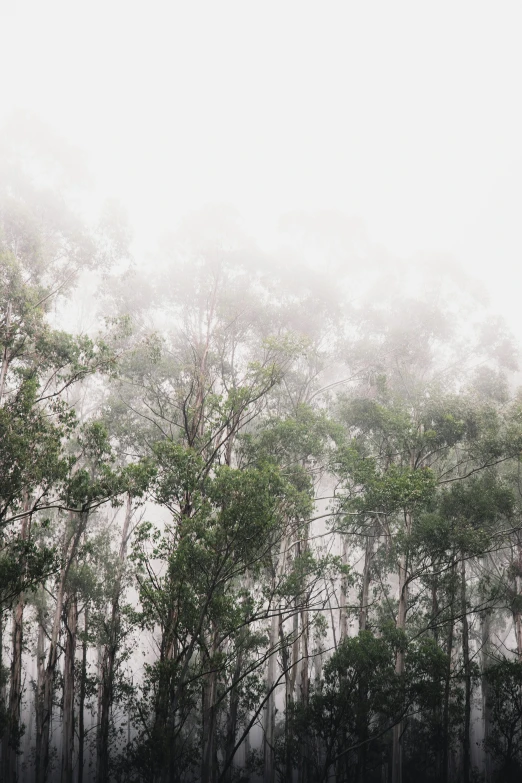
[{"x1": 2, "y1": 141, "x2": 522, "y2": 783}]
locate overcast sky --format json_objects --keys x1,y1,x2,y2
[{"x1": 1, "y1": 1, "x2": 521, "y2": 328}]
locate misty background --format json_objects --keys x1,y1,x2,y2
[{"x1": 2, "y1": 1, "x2": 521, "y2": 323}]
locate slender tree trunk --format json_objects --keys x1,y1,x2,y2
[
  {"x1": 96, "y1": 494, "x2": 133, "y2": 783},
  {"x1": 391, "y1": 511, "x2": 411, "y2": 783},
  {"x1": 442, "y1": 562, "x2": 456, "y2": 783},
  {"x1": 339, "y1": 536, "x2": 350, "y2": 641},
  {"x1": 359, "y1": 522, "x2": 376, "y2": 633},
  {"x1": 37, "y1": 578, "x2": 65, "y2": 783},
  {"x1": 3, "y1": 598, "x2": 24, "y2": 781},
  {"x1": 201, "y1": 634, "x2": 219, "y2": 783},
  {"x1": 223, "y1": 651, "x2": 243, "y2": 783},
  {"x1": 2, "y1": 506, "x2": 30, "y2": 782},
  {"x1": 36, "y1": 511, "x2": 87, "y2": 783},
  {"x1": 356, "y1": 526, "x2": 376, "y2": 783},
  {"x1": 35, "y1": 617, "x2": 46, "y2": 783},
  {"x1": 461, "y1": 555, "x2": 471, "y2": 783},
  {"x1": 514, "y1": 540, "x2": 522, "y2": 659},
  {"x1": 0, "y1": 299, "x2": 12, "y2": 405},
  {"x1": 263, "y1": 609, "x2": 279, "y2": 783},
  {"x1": 61, "y1": 595, "x2": 77, "y2": 783},
  {"x1": 297, "y1": 605, "x2": 310, "y2": 783},
  {"x1": 279, "y1": 609, "x2": 294, "y2": 783},
  {"x1": 78, "y1": 608, "x2": 88, "y2": 783},
  {"x1": 481, "y1": 604, "x2": 493, "y2": 783},
  {"x1": 263, "y1": 535, "x2": 287, "y2": 783}
]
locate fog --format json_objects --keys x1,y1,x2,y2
[{"x1": 2, "y1": 2, "x2": 522, "y2": 323}]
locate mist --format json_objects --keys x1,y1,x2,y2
[{"x1": 1, "y1": 3, "x2": 522, "y2": 783}]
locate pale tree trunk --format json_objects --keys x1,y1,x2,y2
[
  {"x1": 201, "y1": 630, "x2": 219, "y2": 783},
  {"x1": 297, "y1": 526, "x2": 311, "y2": 783},
  {"x1": 481, "y1": 603, "x2": 493, "y2": 783},
  {"x1": 223, "y1": 651, "x2": 243, "y2": 783},
  {"x1": 359, "y1": 521, "x2": 376, "y2": 633},
  {"x1": 297, "y1": 605, "x2": 310, "y2": 783},
  {"x1": 263, "y1": 609, "x2": 279, "y2": 783},
  {"x1": 279, "y1": 606, "x2": 294, "y2": 783},
  {"x1": 35, "y1": 616, "x2": 46, "y2": 783},
  {"x1": 96, "y1": 494, "x2": 133, "y2": 783},
  {"x1": 0, "y1": 299, "x2": 12, "y2": 405},
  {"x1": 61, "y1": 595, "x2": 77, "y2": 783},
  {"x1": 339, "y1": 536, "x2": 350, "y2": 642},
  {"x1": 36, "y1": 511, "x2": 87, "y2": 783},
  {"x1": 2, "y1": 504, "x2": 30, "y2": 782},
  {"x1": 461, "y1": 555, "x2": 471, "y2": 783},
  {"x1": 3, "y1": 598, "x2": 24, "y2": 781},
  {"x1": 263, "y1": 534, "x2": 288, "y2": 783},
  {"x1": 356, "y1": 521, "x2": 377, "y2": 783},
  {"x1": 78, "y1": 608, "x2": 88, "y2": 783},
  {"x1": 391, "y1": 510, "x2": 412, "y2": 783},
  {"x1": 442, "y1": 561, "x2": 456, "y2": 783},
  {"x1": 514, "y1": 540, "x2": 522, "y2": 659}
]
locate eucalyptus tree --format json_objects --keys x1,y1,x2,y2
[
  {"x1": 329, "y1": 281, "x2": 522, "y2": 783},
  {"x1": 0, "y1": 124, "x2": 131, "y2": 781}
]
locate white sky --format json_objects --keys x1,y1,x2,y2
[{"x1": 1, "y1": 1, "x2": 522, "y2": 329}]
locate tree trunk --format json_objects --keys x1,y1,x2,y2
[
  {"x1": 36, "y1": 511, "x2": 87, "y2": 783},
  {"x1": 0, "y1": 299, "x2": 12, "y2": 404},
  {"x1": 78, "y1": 608, "x2": 88, "y2": 783},
  {"x1": 359, "y1": 521, "x2": 376, "y2": 633},
  {"x1": 223, "y1": 651, "x2": 243, "y2": 783},
  {"x1": 263, "y1": 535, "x2": 288, "y2": 783},
  {"x1": 481, "y1": 604, "x2": 493, "y2": 783},
  {"x1": 461, "y1": 555, "x2": 471, "y2": 783},
  {"x1": 3, "y1": 598, "x2": 24, "y2": 781},
  {"x1": 339, "y1": 536, "x2": 350, "y2": 641},
  {"x1": 263, "y1": 609, "x2": 279, "y2": 783},
  {"x1": 391, "y1": 511, "x2": 411, "y2": 783},
  {"x1": 297, "y1": 607, "x2": 310, "y2": 783},
  {"x1": 96, "y1": 494, "x2": 133, "y2": 783},
  {"x1": 61, "y1": 595, "x2": 77, "y2": 783},
  {"x1": 514, "y1": 540, "x2": 522, "y2": 659},
  {"x1": 201, "y1": 638, "x2": 219, "y2": 783},
  {"x1": 442, "y1": 561, "x2": 456, "y2": 783},
  {"x1": 2, "y1": 506, "x2": 30, "y2": 782},
  {"x1": 35, "y1": 616, "x2": 46, "y2": 783}
]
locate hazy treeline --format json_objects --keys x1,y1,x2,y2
[{"x1": 2, "y1": 138, "x2": 522, "y2": 783}]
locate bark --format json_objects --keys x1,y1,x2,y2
[
  {"x1": 96, "y1": 494, "x2": 133, "y2": 783},
  {"x1": 61, "y1": 595, "x2": 77, "y2": 783},
  {"x1": 461, "y1": 556, "x2": 471, "y2": 783}
]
